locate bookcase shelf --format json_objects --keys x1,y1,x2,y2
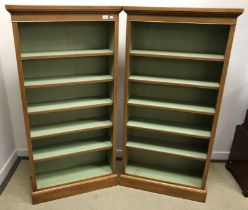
[
  {"x1": 126, "y1": 162, "x2": 202, "y2": 188},
  {"x1": 129, "y1": 75, "x2": 220, "y2": 89},
  {"x1": 121, "y1": 6, "x2": 243, "y2": 202},
  {"x1": 7, "y1": 5, "x2": 121, "y2": 203},
  {"x1": 21, "y1": 49, "x2": 114, "y2": 60},
  {"x1": 127, "y1": 138, "x2": 207, "y2": 160},
  {"x1": 33, "y1": 138, "x2": 112, "y2": 162},
  {"x1": 127, "y1": 120, "x2": 211, "y2": 139},
  {"x1": 130, "y1": 49, "x2": 224, "y2": 62},
  {"x1": 25, "y1": 75, "x2": 113, "y2": 88},
  {"x1": 128, "y1": 98, "x2": 215, "y2": 115},
  {"x1": 31, "y1": 119, "x2": 112, "y2": 139},
  {"x1": 37, "y1": 162, "x2": 112, "y2": 190},
  {"x1": 28, "y1": 98, "x2": 113, "y2": 115}
]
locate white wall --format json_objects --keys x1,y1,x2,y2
[
  {"x1": 0, "y1": 59, "x2": 16, "y2": 185},
  {"x1": 0, "y1": 0, "x2": 248, "y2": 160}
]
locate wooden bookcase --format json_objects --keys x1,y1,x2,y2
[
  {"x1": 6, "y1": 5, "x2": 122, "y2": 204},
  {"x1": 120, "y1": 7, "x2": 243, "y2": 202}
]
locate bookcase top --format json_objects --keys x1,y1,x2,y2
[
  {"x1": 5, "y1": 5, "x2": 123, "y2": 14},
  {"x1": 123, "y1": 6, "x2": 244, "y2": 18}
]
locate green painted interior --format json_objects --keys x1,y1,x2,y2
[
  {"x1": 33, "y1": 137, "x2": 112, "y2": 161},
  {"x1": 131, "y1": 22, "x2": 229, "y2": 54},
  {"x1": 127, "y1": 138, "x2": 207, "y2": 160},
  {"x1": 29, "y1": 106, "x2": 112, "y2": 127},
  {"x1": 28, "y1": 98, "x2": 113, "y2": 114},
  {"x1": 23, "y1": 56, "x2": 113, "y2": 79},
  {"x1": 26, "y1": 83, "x2": 112, "y2": 104},
  {"x1": 35, "y1": 150, "x2": 112, "y2": 189},
  {"x1": 37, "y1": 163, "x2": 112, "y2": 189},
  {"x1": 126, "y1": 149, "x2": 204, "y2": 187},
  {"x1": 128, "y1": 107, "x2": 213, "y2": 130},
  {"x1": 24, "y1": 75, "x2": 113, "y2": 88},
  {"x1": 19, "y1": 22, "x2": 114, "y2": 53},
  {"x1": 130, "y1": 50, "x2": 224, "y2": 61},
  {"x1": 129, "y1": 75, "x2": 220, "y2": 89},
  {"x1": 127, "y1": 120, "x2": 211, "y2": 139},
  {"x1": 31, "y1": 119, "x2": 112, "y2": 139},
  {"x1": 126, "y1": 162, "x2": 202, "y2": 188},
  {"x1": 130, "y1": 57, "x2": 223, "y2": 82},
  {"x1": 129, "y1": 83, "x2": 218, "y2": 107},
  {"x1": 32, "y1": 129, "x2": 108, "y2": 147},
  {"x1": 128, "y1": 98, "x2": 215, "y2": 114}
]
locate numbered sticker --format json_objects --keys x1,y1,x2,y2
[{"x1": 102, "y1": 15, "x2": 109, "y2": 20}]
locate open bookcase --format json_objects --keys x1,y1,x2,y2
[
  {"x1": 6, "y1": 5, "x2": 122, "y2": 204},
  {"x1": 120, "y1": 7, "x2": 243, "y2": 202}
]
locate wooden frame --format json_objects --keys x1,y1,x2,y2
[
  {"x1": 120, "y1": 6, "x2": 243, "y2": 202},
  {"x1": 6, "y1": 5, "x2": 122, "y2": 204}
]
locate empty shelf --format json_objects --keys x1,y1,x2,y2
[
  {"x1": 127, "y1": 139, "x2": 207, "y2": 160},
  {"x1": 128, "y1": 98, "x2": 215, "y2": 115},
  {"x1": 127, "y1": 120, "x2": 211, "y2": 139},
  {"x1": 130, "y1": 49, "x2": 224, "y2": 62},
  {"x1": 36, "y1": 163, "x2": 112, "y2": 189},
  {"x1": 21, "y1": 49, "x2": 114, "y2": 60},
  {"x1": 25, "y1": 75, "x2": 113, "y2": 88},
  {"x1": 31, "y1": 119, "x2": 112, "y2": 139},
  {"x1": 33, "y1": 138, "x2": 112, "y2": 162},
  {"x1": 129, "y1": 75, "x2": 220, "y2": 89},
  {"x1": 28, "y1": 98, "x2": 113, "y2": 115},
  {"x1": 126, "y1": 162, "x2": 202, "y2": 188}
]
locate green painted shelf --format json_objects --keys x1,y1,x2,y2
[
  {"x1": 128, "y1": 98, "x2": 215, "y2": 115},
  {"x1": 36, "y1": 163, "x2": 112, "y2": 189},
  {"x1": 126, "y1": 162, "x2": 202, "y2": 188},
  {"x1": 24, "y1": 75, "x2": 113, "y2": 88},
  {"x1": 31, "y1": 119, "x2": 112, "y2": 139},
  {"x1": 130, "y1": 49, "x2": 224, "y2": 62},
  {"x1": 129, "y1": 75, "x2": 220, "y2": 89},
  {"x1": 33, "y1": 138, "x2": 112, "y2": 162},
  {"x1": 127, "y1": 120, "x2": 211, "y2": 139},
  {"x1": 21, "y1": 49, "x2": 114, "y2": 60},
  {"x1": 28, "y1": 98, "x2": 113, "y2": 115},
  {"x1": 127, "y1": 138, "x2": 207, "y2": 160}
]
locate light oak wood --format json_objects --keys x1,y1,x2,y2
[
  {"x1": 7, "y1": 5, "x2": 120, "y2": 203},
  {"x1": 201, "y1": 25, "x2": 237, "y2": 189},
  {"x1": 122, "y1": 6, "x2": 243, "y2": 202},
  {"x1": 32, "y1": 174, "x2": 118, "y2": 204},
  {"x1": 12, "y1": 22, "x2": 37, "y2": 190},
  {"x1": 120, "y1": 175, "x2": 206, "y2": 202}
]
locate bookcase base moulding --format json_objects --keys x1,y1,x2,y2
[
  {"x1": 120, "y1": 6, "x2": 243, "y2": 202},
  {"x1": 6, "y1": 5, "x2": 122, "y2": 204}
]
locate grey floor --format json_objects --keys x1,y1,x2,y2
[{"x1": 0, "y1": 161, "x2": 247, "y2": 210}]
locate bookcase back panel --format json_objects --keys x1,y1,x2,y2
[
  {"x1": 129, "y1": 83, "x2": 218, "y2": 107},
  {"x1": 26, "y1": 83, "x2": 112, "y2": 103},
  {"x1": 127, "y1": 129, "x2": 208, "y2": 150},
  {"x1": 131, "y1": 22, "x2": 229, "y2": 54},
  {"x1": 127, "y1": 149, "x2": 204, "y2": 175},
  {"x1": 30, "y1": 106, "x2": 112, "y2": 127},
  {"x1": 130, "y1": 57, "x2": 223, "y2": 82},
  {"x1": 32, "y1": 128, "x2": 108, "y2": 147},
  {"x1": 35, "y1": 150, "x2": 111, "y2": 174},
  {"x1": 23, "y1": 56, "x2": 112, "y2": 79},
  {"x1": 19, "y1": 22, "x2": 114, "y2": 53},
  {"x1": 128, "y1": 106, "x2": 213, "y2": 129}
]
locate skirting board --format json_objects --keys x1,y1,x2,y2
[
  {"x1": 120, "y1": 174, "x2": 206, "y2": 202},
  {"x1": 0, "y1": 150, "x2": 18, "y2": 185}
]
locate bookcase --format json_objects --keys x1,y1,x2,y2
[
  {"x1": 6, "y1": 5, "x2": 122, "y2": 204},
  {"x1": 120, "y1": 7, "x2": 243, "y2": 202}
]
